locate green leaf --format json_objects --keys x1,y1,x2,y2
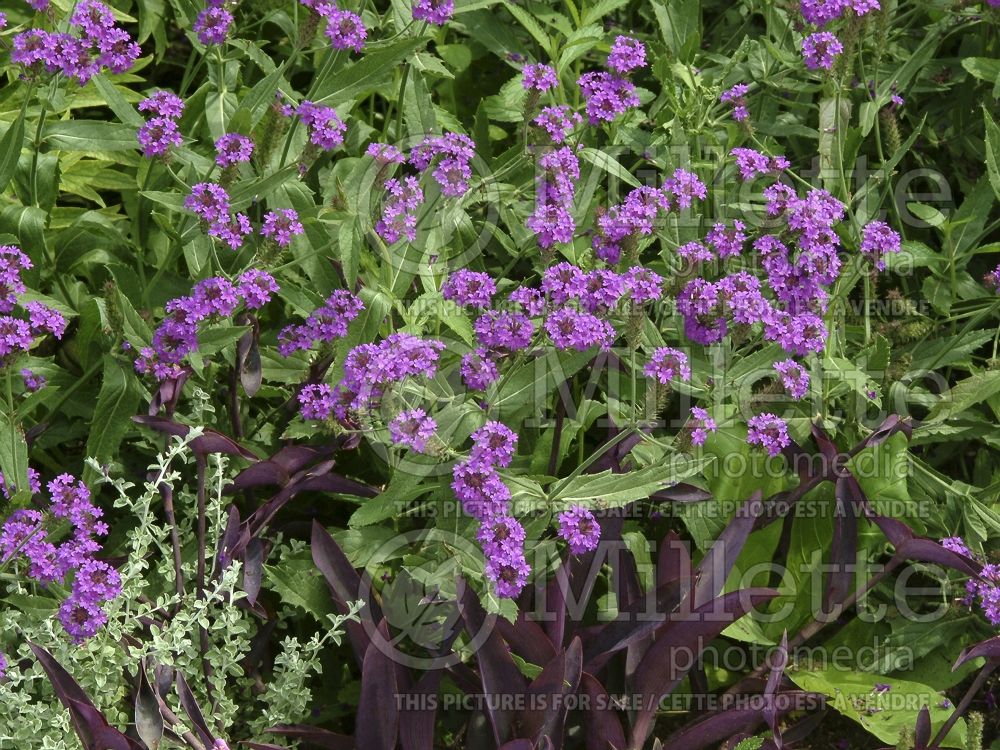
[
  {"x1": 43, "y1": 121, "x2": 138, "y2": 152},
  {"x1": 651, "y1": 0, "x2": 701, "y2": 61},
  {"x1": 264, "y1": 560, "x2": 336, "y2": 622},
  {"x1": 787, "y1": 668, "x2": 965, "y2": 748},
  {"x1": 927, "y1": 370, "x2": 1000, "y2": 422},
  {"x1": 92, "y1": 74, "x2": 145, "y2": 127},
  {"x1": 0, "y1": 106, "x2": 26, "y2": 194},
  {"x1": 314, "y1": 37, "x2": 428, "y2": 106},
  {"x1": 85, "y1": 358, "x2": 142, "y2": 477},
  {"x1": 578, "y1": 147, "x2": 642, "y2": 188},
  {"x1": 0, "y1": 399, "x2": 30, "y2": 504},
  {"x1": 983, "y1": 108, "x2": 1000, "y2": 203},
  {"x1": 549, "y1": 456, "x2": 713, "y2": 509}
]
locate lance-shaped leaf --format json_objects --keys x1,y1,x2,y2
[
  {"x1": 582, "y1": 576, "x2": 685, "y2": 674},
  {"x1": 496, "y1": 613, "x2": 557, "y2": 668},
  {"x1": 243, "y1": 537, "x2": 264, "y2": 606},
  {"x1": 693, "y1": 492, "x2": 763, "y2": 608},
  {"x1": 580, "y1": 672, "x2": 627, "y2": 750},
  {"x1": 914, "y1": 706, "x2": 931, "y2": 747},
  {"x1": 864, "y1": 509, "x2": 982, "y2": 576},
  {"x1": 520, "y1": 637, "x2": 583, "y2": 747},
  {"x1": 265, "y1": 725, "x2": 354, "y2": 749},
  {"x1": 227, "y1": 446, "x2": 323, "y2": 491},
  {"x1": 762, "y1": 632, "x2": 789, "y2": 745},
  {"x1": 953, "y1": 635, "x2": 1000, "y2": 670},
  {"x1": 235, "y1": 313, "x2": 262, "y2": 397},
  {"x1": 132, "y1": 416, "x2": 259, "y2": 459},
  {"x1": 825, "y1": 475, "x2": 860, "y2": 615},
  {"x1": 399, "y1": 668, "x2": 447, "y2": 750},
  {"x1": 499, "y1": 741, "x2": 534, "y2": 750},
  {"x1": 662, "y1": 706, "x2": 770, "y2": 750},
  {"x1": 629, "y1": 588, "x2": 779, "y2": 749},
  {"x1": 28, "y1": 643, "x2": 143, "y2": 750},
  {"x1": 248, "y1": 469, "x2": 377, "y2": 537},
  {"x1": 356, "y1": 619, "x2": 400, "y2": 750},
  {"x1": 135, "y1": 665, "x2": 164, "y2": 750},
  {"x1": 176, "y1": 672, "x2": 214, "y2": 748},
  {"x1": 460, "y1": 578, "x2": 526, "y2": 745},
  {"x1": 311, "y1": 520, "x2": 378, "y2": 664}
]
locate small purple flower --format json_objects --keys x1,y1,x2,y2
[
  {"x1": 557, "y1": 505, "x2": 600, "y2": 554},
  {"x1": 366, "y1": 142, "x2": 405, "y2": 164},
  {"x1": 873, "y1": 683, "x2": 891, "y2": 695},
  {"x1": 139, "y1": 90, "x2": 185, "y2": 119},
  {"x1": 58, "y1": 595, "x2": 108, "y2": 643},
  {"x1": 376, "y1": 176, "x2": 423, "y2": 243},
  {"x1": 689, "y1": 407, "x2": 717, "y2": 446},
  {"x1": 21, "y1": 368, "x2": 46, "y2": 392},
  {"x1": 0, "y1": 650, "x2": 6, "y2": 680},
  {"x1": 321, "y1": 7, "x2": 367, "y2": 52},
  {"x1": 461, "y1": 349, "x2": 499, "y2": 391},
  {"x1": 644, "y1": 347, "x2": 691, "y2": 384},
  {"x1": 389, "y1": 408, "x2": 436, "y2": 453},
  {"x1": 295, "y1": 101, "x2": 347, "y2": 150},
  {"x1": 522, "y1": 63, "x2": 558, "y2": 92},
  {"x1": 665, "y1": 168, "x2": 707, "y2": 209},
  {"x1": 236, "y1": 269, "x2": 279, "y2": 309},
  {"x1": 412, "y1": 0, "x2": 454, "y2": 25},
  {"x1": 747, "y1": 413, "x2": 791, "y2": 457},
  {"x1": 214, "y1": 133, "x2": 254, "y2": 167},
  {"x1": 261, "y1": 208, "x2": 304, "y2": 247},
  {"x1": 731, "y1": 148, "x2": 788, "y2": 181},
  {"x1": 485, "y1": 547, "x2": 530, "y2": 598},
  {"x1": 774, "y1": 359, "x2": 810, "y2": 399},
  {"x1": 533, "y1": 106, "x2": 582, "y2": 143},
  {"x1": 474, "y1": 310, "x2": 534, "y2": 351},
  {"x1": 185, "y1": 182, "x2": 231, "y2": 223},
  {"x1": 720, "y1": 83, "x2": 750, "y2": 121},
  {"x1": 442, "y1": 270, "x2": 496, "y2": 308},
  {"x1": 607, "y1": 35, "x2": 646, "y2": 73},
  {"x1": 624, "y1": 267, "x2": 664, "y2": 305},
  {"x1": 194, "y1": 5, "x2": 234, "y2": 45},
  {"x1": 860, "y1": 220, "x2": 901, "y2": 271},
  {"x1": 802, "y1": 32, "x2": 843, "y2": 70},
  {"x1": 941, "y1": 537, "x2": 972, "y2": 557},
  {"x1": 137, "y1": 117, "x2": 183, "y2": 158},
  {"x1": 677, "y1": 241, "x2": 714, "y2": 263},
  {"x1": 208, "y1": 213, "x2": 253, "y2": 250},
  {"x1": 577, "y1": 71, "x2": 639, "y2": 124},
  {"x1": 25, "y1": 302, "x2": 67, "y2": 339},
  {"x1": 410, "y1": 132, "x2": 476, "y2": 198},
  {"x1": 706, "y1": 220, "x2": 747, "y2": 259},
  {"x1": 452, "y1": 458, "x2": 511, "y2": 521},
  {"x1": 471, "y1": 421, "x2": 518, "y2": 468},
  {"x1": 544, "y1": 308, "x2": 615, "y2": 351},
  {"x1": 477, "y1": 515, "x2": 526, "y2": 558}
]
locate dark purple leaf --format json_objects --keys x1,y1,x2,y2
[
  {"x1": 218, "y1": 505, "x2": 242, "y2": 569},
  {"x1": 248, "y1": 472, "x2": 377, "y2": 537},
  {"x1": 693, "y1": 492, "x2": 763, "y2": 608},
  {"x1": 582, "y1": 577, "x2": 685, "y2": 675},
  {"x1": 894, "y1": 538, "x2": 982, "y2": 577},
  {"x1": 135, "y1": 666, "x2": 163, "y2": 750},
  {"x1": 521, "y1": 637, "x2": 583, "y2": 748},
  {"x1": 953, "y1": 635, "x2": 1000, "y2": 670},
  {"x1": 650, "y1": 483, "x2": 713, "y2": 503},
  {"x1": 498, "y1": 742, "x2": 534, "y2": 750},
  {"x1": 243, "y1": 537, "x2": 264, "y2": 606},
  {"x1": 826, "y1": 476, "x2": 860, "y2": 614},
  {"x1": 266, "y1": 724, "x2": 355, "y2": 749},
  {"x1": 915, "y1": 705, "x2": 931, "y2": 747},
  {"x1": 132, "y1": 416, "x2": 259, "y2": 460},
  {"x1": 460, "y1": 578, "x2": 526, "y2": 745},
  {"x1": 356, "y1": 619, "x2": 399, "y2": 750},
  {"x1": 629, "y1": 588, "x2": 779, "y2": 749},
  {"x1": 662, "y1": 707, "x2": 768, "y2": 750},
  {"x1": 580, "y1": 672, "x2": 626, "y2": 750},
  {"x1": 28, "y1": 643, "x2": 143, "y2": 750},
  {"x1": 495, "y1": 613, "x2": 557, "y2": 668},
  {"x1": 544, "y1": 563, "x2": 568, "y2": 649},
  {"x1": 399, "y1": 668, "x2": 446, "y2": 750},
  {"x1": 228, "y1": 461, "x2": 291, "y2": 492},
  {"x1": 176, "y1": 672, "x2": 214, "y2": 747},
  {"x1": 236, "y1": 315, "x2": 262, "y2": 398},
  {"x1": 311, "y1": 520, "x2": 377, "y2": 665},
  {"x1": 763, "y1": 632, "x2": 789, "y2": 743}
]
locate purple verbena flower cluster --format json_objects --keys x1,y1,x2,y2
[
  {"x1": 184, "y1": 183, "x2": 253, "y2": 249},
  {"x1": 261, "y1": 208, "x2": 305, "y2": 248},
  {"x1": 774, "y1": 358, "x2": 810, "y2": 399},
  {"x1": 410, "y1": 132, "x2": 476, "y2": 198},
  {"x1": 747, "y1": 413, "x2": 791, "y2": 457},
  {"x1": 802, "y1": 31, "x2": 843, "y2": 70},
  {"x1": 389, "y1": 408, "x2": 437, "y2": 453},
  {"x1": 557, "y1": 505, "x2": 601, "y2": 554},
  {"x1": 288, "y1": 101, "x2": 347, "y2": 150},
  {"x1": 720, "y1": 83, "x2": 750, "y2": 121},
  {"x1": 0, "y1": 246, "x2": 65, "y2": 367},
  {"x1": 688, "y1": 406, "x2": 717, "y2": 446},
  {"x1": 644, "y1": 347, "x2": 691, "y2": 384},
  {"x1": 859, "y1": 220, "x2": 901, "y2": 271},
  {"x1": 277, "y1": 289, "x2": 363, "y2": 356},
  {"x1": 801, "y1": 0, "x2": 880, "y2": 27},
  {"x1": 522, "y1": 63, "x2": 558, "y2": 92},
  {"x1": 730, "y1": 148, "x2": 790, "y2": 181},
  {"x1": 527, "y1": 146, "x2": 580, "y2": 248},
  {"x1": 194, "y1": 1, "x2": 234, "y2": 45},
  {"x1": 214, "y1": 132, "x2": 254, "y2": 168},
  {"x1": 136, "y1": 90, "x2": 185, "y2": 158},
  {"x1": 1, "y1": 473, "x2": 119, "y2": 642},
  {"x1": 533, "y1": 105, "x2": 583, "y2": 144},
  {"x1": 442, "y1": 270, "x2": 497, "y2": 308},
  {"x1": 136, "y1": 272, "x2": 278, "y2": 379},
  {"x1": 376, "y1": 176, "x2": 424, "y2": 244},
  {"x1": 12, "y1": 0, "x2": 140, "y2": 84},
  {"x1": 606, "y1": 36, "x2": 647, "y2": 74},
  {"x1": 412, "y1": 0, "x2": 454, "y2": 26}
]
